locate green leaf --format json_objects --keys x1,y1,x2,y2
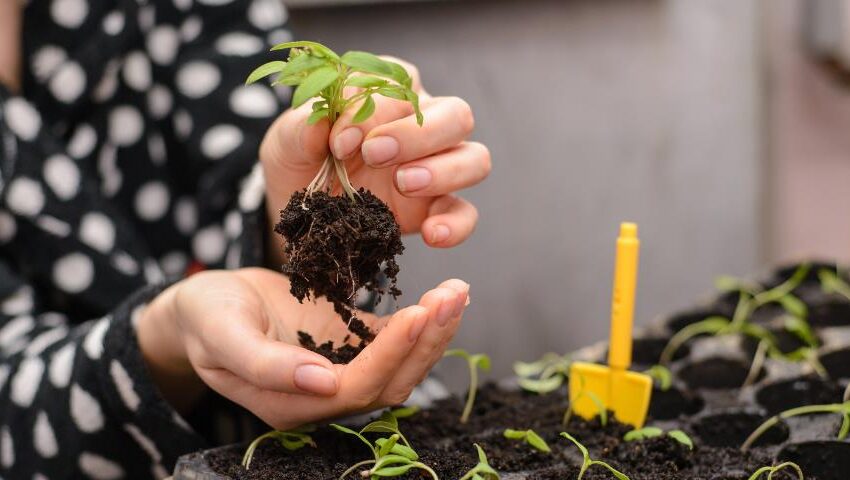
[
  {"x1": 525, "y1": 430, "x2": 551, "y2": 453},
  {"x1": 270, "y1": 41, "x2": 340, "y2": 60},
  {"x1": 586, "y1": 391, "x2": 608, "y2": 426},
  {"x1": 291, "y1": 67, "x2": 340, "y2": 108},
  {"x1": 352, "y1": 95, "x2": 375, "y2": 124},
  {"x1": 389, "y1": 406, "x2": 420, "y2": 419},
  {"x1": 346, "y1": 75, "x2": 389, "y2": 89},
  {"x1": 784, "y1": 316, "x2": 818, "y2": 348},
  {"x1": 667, "y1": 430, "x2": 694, "y2": 450},
  {"x1": 387, "y1": 61, "x2": 414, "y2": 88},
  {"x1": 372, "y1": 464, "x2": 416, "y2": 477},
  {"x1": 560, "y1": 432, "x2": 590, "y2": 464},
  {"x1": 246, "y1": 61, "x2": 286, "y2": 85},
  {"x1": 444, "y1": 349, "x2": 470, "y2": 361},
  {"x1": 341, "y1": 51, "x2": 394, "y2": 77},
  {"x1": 518, "y1": 376, "x2": 564, "y2": 394},
  {"x1": 376, "y1": 86, "x2": 408, "y2": 101},
  {"x1": 643, "y1": 365, "x2": 673, "y2": 391},
  {"x1": 623, "y1": 427, "x2": 663, "y2": 442},
  {"x1": 307, "y1": 108, "x2": 329, "y2": 125},
  {"x1": 777, "y1": 295, "x2": 808, "y2": 319},
  {"x1": 376, "y1": 435, "x2": 399, "y2": 457},
  {"x1": 280, "y1": 54, "x2": 328, "y2": 78},
  {"x1": 389, "y1": 443, "x2": 418, "y2": 461},
  {"x1": 406, "y1": 89, "x2": 424, "y2": 126},
  {"x1": 474, "y1": 444, "x2": 488, "y2": 464},
  {"x1": 839, "y1": 411, "x2": 850, "y2": 440},
  {"x1": 590, "y1": 461, "x2": 631, "y2": 480},
  {"x1": 503, "y1": 429, "x2": 525, "y2": 440},
  {"x1": 473, "y1": 354, "x2": 492, "y2": 372},
  {"x1": 715, "y1": 275, "x2": 751, "y2": 293},
  {"x1": 513, "y1": 360, "x2": 546, "y2": 378}
]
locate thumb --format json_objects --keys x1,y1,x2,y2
[{"x1": 260, "y1": 100, "x2": 330, "y2": 205}]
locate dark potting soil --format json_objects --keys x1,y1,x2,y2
[
  {"x1": 275, "y1": 189, "x2": 404, "y2": 362},
  {"x1": 205, "y1": 384, "x2": 795, "y2": 480},
  {"x1": 755, "y1": 376, "x2": 845, "y2": 416}
]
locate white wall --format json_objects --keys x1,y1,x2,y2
[{"x1": 289, "y1": 0, "x2": 764, "y2": 386}]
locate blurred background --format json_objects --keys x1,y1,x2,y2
[{"x1": 285, "y1": 0, "x2": 850, "y2": 387}]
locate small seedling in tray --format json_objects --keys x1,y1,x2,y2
[
  {"x1": 562, "y1": 372, "x2": 608, "y2": 428},
  {"x1": 747, "y1": 461, "x2": 805, "y2": 480},
  {"x1": 622, "y1": 426, "x2": 694, "y2": 450},
  {"x1": 503, "y1": 428, "x2": 551, "y2": 453},
  {"x1": 643, "y1": 364, "x2": 673, "y2": 391},
  {"x1": 560, "y1": 431, "x2": 630, "y2": 480},
  {"x1": 241, "y1": 426, "x2": 316, "y2": 470},
  {"x1": 444, "y1": 349, "x2": 491, "y2": 424},
  {"x1": 247, "y1": 41, "x2": 423, "y2": 359},
  {"x1": 513, "y1": 352, "x2": 572, "y2": 394},
  {"x1": 458, "y1": 444, "x2": 500, "y2": 480}
]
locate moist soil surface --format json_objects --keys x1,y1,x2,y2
[
  {"x1": 205, "y1": 384, "x2": 788, "y2": 480},
  {"x1": 276, "y1": 189, "x2": 404, "y2": 363}
]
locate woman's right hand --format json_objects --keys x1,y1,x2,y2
[
  {"x1": 137, "y1": 268, "x2": 469, "y2": 430},
  {"x1": 0, "y1": 1, "x2": 22, "y2": 92}
]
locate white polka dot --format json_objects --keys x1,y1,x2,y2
[
  {"x1": 102, "y1": 10, "x2": 125, "y2": 35},
  {"x1": 174, "y1": 0, "x2": 192, "y2": 10},
  {"x1": 143, "y1": 259, "x2": 165, "y2": 284},
  {"x1": 181, "y1": 15, "x2": 203, "y2": 42},
  {"x1": 34, "y1": 473, "x2": 49, "y2": 480},
  {"x1": 147, "y1": 26, "x2": 180, "y2": 66},
  {"x1": 224, "y1": 210, "x2": 242, "y2": 238},
  {"x1": 1, "y1": 427, "x2": 13, "y2": 468},
  {"x1": 2, "y1": 287, "x2": 32, "y2": 316},
  {"x1": 225, "y1": 243, "x2": 242, "y2": 269},
  {"x1": 135, "y1": 181, "x2": 170, "y2": 221},
  {"x1": 110, "y1": 361, "x2": 140, "y2": 411},
  {"x1": 38, "y1": 312, "x2": 67, "y2": 328},
  {"x1": 34, "y1": 412, "x2": 58, "y2": 458},
  {"x1": 48, "y1": 343, "x2": 75, "y2": 388},
  {"x1": 111, "y1": 252, "x2": 139, "y2": 276},
  {"x1": 230, "y1": 85, "x2": 277, "y2": 117},
  {"x1": 93, "y1": 60, "x2": 120, "y2": 102},
  {"x1": 239, "y1": 163, "x2": 265, "y2": 212},
  {"x1": 198, "y1": 0, "x2": 235, "y2": 4},
  {"x1": 80, "y1": 452, "x2": 124, "y2": 480},
  {"x1": 7, "y1": 178, "x2": 45, "y2": 217},
  {"x1": 147, "y1": 133, "x2": 167, "y2": 165},
  {"x1": 123, "y1": 51, "x2": 151, "y2": 91},
  {"x1": 0, "y1": 365, "x2": 9, "y2": 393},
  {"x1": 248, "y1": 0, "x2": 287, "y2": 30},
  {"x1": 53, "y1": 253, "x2": 94, "y2": 294},
  {"x1": 267, "y1": 28, "x2": 293, "y2": 46},
  {"x1": 0, "y1": 315, "x2": 34, "y2": 350},
  {"x1": 137, "y1": 5, "x2": 155, "y2": 32},
  {"x1": 24, "y1": 327, "x2": 67, "y2": 357},
  {"x1": 36, "y1": 215, "x2": 71, "y2": 237},
  {"x1": 215, "y1": 32, "x2": 263, "y2": 56},
  {"x1": 200, "y1": 124, "x2": 243, "y2": 159},
  {"x1": 160, "y1": 251, "x2": 188, "y2": 276},
  {"x1": 79, "y1": 213, "x2": 116, "y2": 253},
  {"x1": 108, "y1": 105, "x2": 144, "y2": 146},
  {"x1": 176, "y1": 61, "x2": 221, "y2": 99},
  {"x1": 51, "y1": 0, "x2": 89, "y2": 29},
  {"x1": 0, "y1": 211, "x2": 15, "y2": 244},
  {"x1": 4, "y1": 98, "x2": 42, "y2": 141},
  {"x1": 49, "y1": 61, "x2": 86, "y2": 103},
  {"x1": 130, "y1": 304, "x2": 145, "y2": 330},
  {"x1": 125, "y1": 424, "x2": 163, "y2": 467},
  {"x1": 174, "y1": 197, "x2": 197, "y2": 234},
  {"x1": 98, "y1": 144, "x2": 122, "y2": 196},
  {"x1": 68, "y1": 123, "x2": 97, "y2": 158},
  {"x1": 71, "y1": 384, "x2": 104, "y2": 433},
  {"x1": 31, "y1": 46, "x2": 67, "y2": 82},
  {"x1": 44, "y1": 154, "x2": 81, "y2": 200},
  {"x1": 145, "y1": 86, "x2": 171, "y2": 122},
  {"x1": 193, "y1": 226, "x2": 227, "y2": 263},
  {"x1": 274, "y1": 84, "x2": 292, "y2": 103},
  {"x1": 10, "y1": 357, "x2": 44, "y2": 407},
  {"x1": 173, "y1": 109, "x2": 193, "y2": 139},
  {"x1": 83, "y1": 317, "x2": 109, "y2": 360}
]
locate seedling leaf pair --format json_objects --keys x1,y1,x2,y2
[
  {"x1": 560, "y1": 432, "x2": 630, "y2": 480},
  {"x1": 623, "y1": 427, "x2": 694, "y2": 450},
  {"x1": 241, "y1": 427, "x2": 316, "y2": 470},
  {"x1": 747, "y1": 462, "x2": 804, "y2": 480},
  {"x1": 514, "y1": 352, "x2": 572, "y2": 394},
  {"x1": 503, "y1": 428, "x2": 551, "y2": 453},
  {"x1": 458, "y1": 444, "x2": 500, "y2": 480},
  {"x1": 444, "y1": 349, "x2": 491, "y2": 424}
]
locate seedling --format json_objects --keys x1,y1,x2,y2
[
  {"x1": 331, "y1": 412, "x2": 437, "y2": 480},
  {"x1": 389, "y1": 405, "x2": 420, "y2": 419},
  {"x1": 818, "y1": 267, "x2": 850, "y2": 301},
  {"x1": 458, "y1": 444, "x2": 500, "y2": 480},
  {"x1": 246, "y1": 41, "x2": 423, "y2": 353},
  {"x1": 560, "y1": 432, "x2": 630, "y2": 480},
  {"x1": 563, "y1": 373, "x2": 607, "y2": 427},
  {"x1": 444, "y1": 349, "x2": 491, "y2": 424},
  {"x1": 513, "y1": 353, "x2": 571, "y2": 394},
  {"x1": 741, "y1": 382, "x2": 850, "y2": 451},
  {"x1": 747, "y1": 462, "x2": 804, "y2": 480},
  {"x1": 241, "y1": 427, "x2": 316, "y2": 470},
  {"x1": 643, "y1": 365, "x2": 673, "y2": 391},
  {"x1": 503, "y1": 428, "x2": 551, "y2": 453},
  {"x1": 623, "y1": 427, "x2": 694, "y2": 450}
]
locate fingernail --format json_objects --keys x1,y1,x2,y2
[
  {"x1": 362, "y1": 136, "x2": 399, "y2": 165},
  {"x1": 430, "y1": 224, "x2": 450, "y2": 244},
  {"x1": 397, "y1": 167, "x2": 432, "y2": 193},
  {"x1": 436, "y1": 295, "x2": 455, "y2": 326},
  {"x1": 294, "y1": 364, "x2": 338, "y2": 395},
  {"x1": 333, "y1": 128, "x2": 363, "y2": 159},
  {"x1": 408, "y1": 311, "x2": 427, "y2": 342}
]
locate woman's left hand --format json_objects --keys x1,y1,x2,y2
[
  {"x1": 260, "y1": 57, "x2": 491, "y2": 257},
  {"x1": 0, "y1": 1, "x2": 22, "y2": 92}
]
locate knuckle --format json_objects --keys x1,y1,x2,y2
[
  {"x1": 349, "y1": 391, "x2": 379, "y2": 410},
  {"x1": 381, "y1": 388, "x2": 413, "y2": 407},
  {"x1": 446, "y1": 96, "x2": 474, "y2": 133}
]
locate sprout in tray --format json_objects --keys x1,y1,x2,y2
[
  {"x1": 747, "y1": 461, "x2": 804, "y2": 480},
  {"x1": 563, "y1": 372, "x2": 607, "y2": 428},
  {"x1": 241, "y1": 426, "x2": 316, "y2": 470},
  {"x1": 560, "y1": 432, "x2": 630, "y2": 480},
  {"x1": 623, "y1": 426, "x2": 694, "y2": 450},
  {"x1": 643, "y1": 365, "x2": 673, "y2": 391},
  {"x1": 503, "y1": 428, "x2": 552, "y2": 453},
  {"x1": 247, "y1": 41, "x2": 424, "y2": 362},
  {"x1": 444, "y1": 349, "x2": 491, "y2": 424},
  {"x1": 458, "y1": 444, "x2": 500, "y2": 480},
  {"x1": 513, "y1": 352, "x2": 571, "y2": 394}
]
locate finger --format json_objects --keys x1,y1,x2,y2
[
  {"x1": 330, "y1": 94, "x2": 415, "y2": 160},
  {"x1": 420, "y1": 195, "x2": 479, "y2": 248},
  {"x1": 358, "y1": 96, "x2": 475, "y2": 168},
  {"x1": 379, "y1": 280, "x2": 470, "y2": 404},
  {"x1": 209, "y1": 320, "x2": 340, "y2": 397},
  {"x1": 378, "y1": 55, "x2": 424, "y2": 94},
  {"x1": 394, "y1": 141, "x2": 491, "y2": 197},
  {"x1": 260, "y1": 100, "x2": 330, "y2": 175}
]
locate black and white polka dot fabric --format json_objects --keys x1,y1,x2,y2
[{"x1": 0, "y1": 0, "x2": 292, "y2": 477}]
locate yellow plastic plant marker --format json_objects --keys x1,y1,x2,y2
[{"x1": 568, "y1": 222, "x2": 653, "y2": 428}]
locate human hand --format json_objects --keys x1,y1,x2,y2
[
  {"x1": 0, "y1": 1, "x2": 22, "y2": 92},
  {"x1": 137, "y1": 267, "x2": 469, "y2": 429},
  {"x1": 260, "y1": 57, "x2": 491, "y2": 262}
]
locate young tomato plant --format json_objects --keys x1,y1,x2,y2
[
  {"x1": 563, "y1": 372, "x2": 607, "y2": 428},
  {"x1": 819, "y1": 267, "x2": 850, "y2": 301},
  {"x1": 444, "y1": 349, "x2": 491, "y2": 424},
  {"x1": 560, "y1": 432, "x2": 630, "y2": 480},
  {"x1": 241, "y1": 427, "x2": 316, "y2": 470},
  {"x1": 643, "y1": 365, "x2": 673, "y2": 391},
  {"x1": 741, "y1": 382, "x2": 850, "y2": 451},
  {"x1": 503, "y1": 428, "x2": 551, "y2": 453},
  {"x1": 513, "y1": 352, "x2": 571, "y2": 394},
  {"x1": 747, "y1": 461, "x2": 804, "y2": 480},
  {"x1": 623, "y1": 427, "x2": 694, "y2": 450},
  {"x1": 247, "y1": 41, "x2": 424, "y2": 357},
  {"x1": 458, "y1": 444, "x2": 500, "y2": 480}
]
